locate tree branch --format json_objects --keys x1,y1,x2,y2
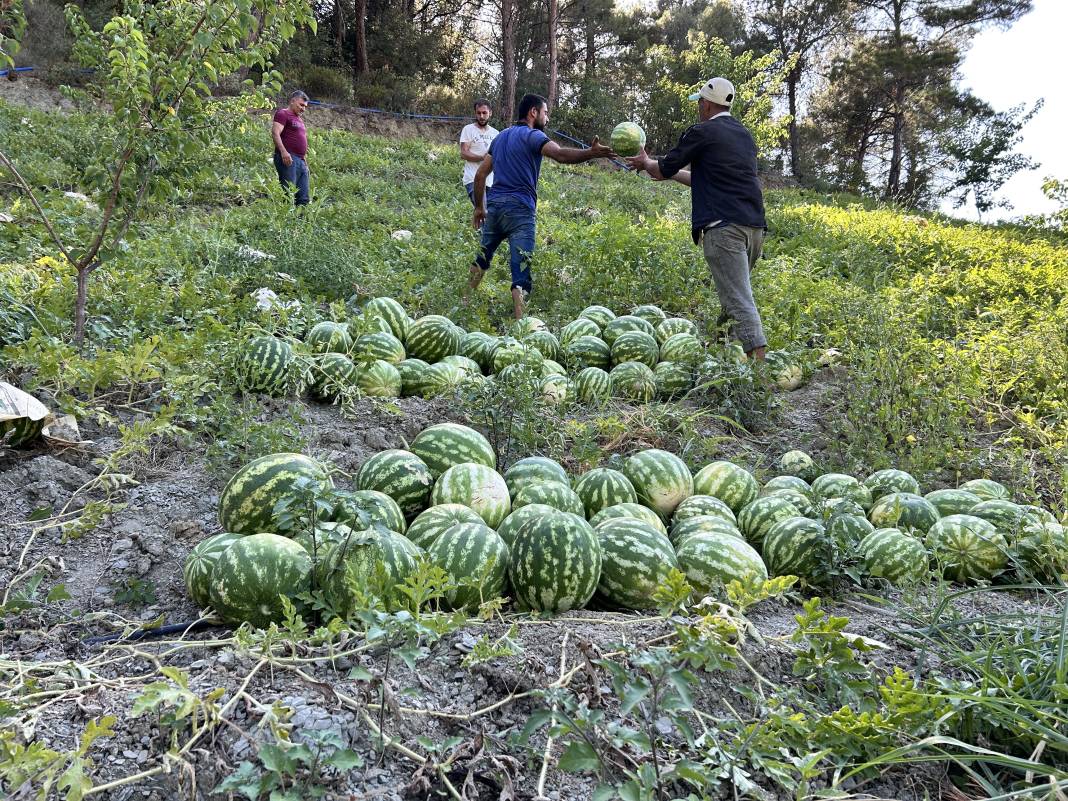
[{"x1": 0, "y1": 148, "x2": 74, "y2": 265}]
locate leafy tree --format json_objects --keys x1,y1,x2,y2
[
  {"x1": 0, "y1": 0, "x2": 315, "y2": 344},
  {"x1": 0, "y1": 0, "x2": 25, "y2": 67}
]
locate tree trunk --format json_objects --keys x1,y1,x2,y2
[
  {"x1": 886, "y1": 82, "x2": 906, "y2": 199},
  {"x1": 334, "y1": 0, "x2": 345, "y2": 61},
  {"x1": 547, "y1": 0, "x2": 558, "y2": 109},
  {"x1": 501, "y1": 0, "x2": 516, "y2": 122},
  {"x1": 74, "y1": 266, "x2": 88, "y2": 345},
  {"x1": 786, "y1": 65, "x2": 801, "y2": 180},
  {"x1": 583, "y1": 1, "x2": 595, "y2": 82},
  {"x1": 353, "y1": 0, "x2": 369, "y2": 75}
]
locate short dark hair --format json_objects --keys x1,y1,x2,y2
[
  {"x1": 515, "y1": 93, "x2": 547, "y2": 121},
  {"x1": 289, "y1": 90, "x2": 309, "y2": 101},
  {"x1": 474, "y1": 98, "x2": 491, "y2": 110}
]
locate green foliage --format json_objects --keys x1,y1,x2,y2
[{"x1": 0, "y1": 716, "x2": 115, "y2": 800}]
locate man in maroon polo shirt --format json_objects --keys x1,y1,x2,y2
[{"x1": 272, "y1": 90, "x2": 310, "y2": 206}]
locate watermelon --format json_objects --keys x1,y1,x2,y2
[
  {"x1": 540, "y1": 375, "x2": 572, "y2": 404},
  {"x1": 655, "y1": 317, "x2": 697, "y2": 344},
  {"x1": 573, "y1": 467, "x2": 639, "y2": 518},
  {"x1": 237, "y1": 336, "x2": 296, "y2": 396},
  {"x1": 864, "y1": 468, "x2": 921, "y2": 500},
  {"x1": 610, "y1": 122, "x2": 647, "y2": 157},
  {"x1": 673, "y1": 495, "x2": 737, "y2": 527},
  {"x1": 406, "y1": 504, "x2": 483, "y2": 550},
  {"x1": 594, "y1": 518, "x2": 678, "y2": 610},
  {"x1": 579, "y1": 305, "x2": 616, "y2": 328},
  {"x1": 425, "y1": 362, "x2": 472, "y2": 395},
  {"x1": 591, "y1": 502, "x2": 668, "y2": 536},
  {"x1": 431, "y1": 463, "x2": 511, "y2": 528},
  {"x1": 693, "y1": 461, "x2": 759, "y2": 513},
  {"x1": 428, "y1": 522, "x2": 510, "y2": 610},
  {"x1": 1019, "y1": 505, "x2": 1059, "y2": 526},
  {"x1": 959, "y1": 478, "x2": 1010, "y2": 501},
  {"x1": 765, "y1": 351, "x2": 803, "y2": 391},
  {"x1": 356, "y1": 450, "x2": 433, "y2": 520},
  {"x1": 497, "y1": 503, "x2": 557, "y2": 549},
  {"x1": 560, "y1": 317, "x2": 602, "y2": 346},
  {"x1": 575, "y1": 367, "x2": 612, "y2": 403},
  {"x1": 439, "y1": 354, "x2": 482, "y2": 376},
  {"x1": 493, "y1": 341, "x2": 543, "y2": 373},
  {"x1": 915, "y1": 490, "x2": 977, "y2": 522},
  {"x1": 513, "y1": 480, "x2": 585, "y2": 516},
  {"x1": 329, "y1": 489, "x2": 407, "y2": 534},
  {"x1": 396, "y1": 358, "x2": 433, "y2": 397},
  {"x1": 817, "y1": 497, "x2": 867, "y2": 521},
  {"x1": 496, "y1": 363, "x2": 540, "y2": 386},
  {"x1": 411, "y1": 423, "x2": 496, "y2": 478},
  {"x1": 508, "y1": 510, "x2": 603, "y2": 613},
  {"x1": 1014, "y1": 521, "x2": 1068, "y2": 579},
  {"x1": 868, "y1": 492, "x2": 940, "y2": 534},
  {"x1": 511, "y1": 317, "x2": 547, "y2": 338},
  {"x1": 925, "y1": 514, "x2": 1008, "y2": 582},
  {"x1": 208, "y1": 533, "x2": 312, "y2": 627},
  {"x1": 761, "y1": 475, "x2": 812, "y2": 496},
  {"x1": 629, "y1": 304, "x2": 667, "y2": 325},
  {"x1": 653, "y1": 361, "x2": 692, "y2": 398},
  {"x1": 779, "y1": 450, "x2": 818, "y2": 482},
  {"x1": 306, "y1": 321, "x2": 352, "y2": 355},
  {"x1": 523, "y1": 331, "x2": 563, "y2": 362},
  {"x1": 460, "y1": 332, "x2": 500, "y2": 373},
  {"x1": 670, "y1": 514, "x2": 742, "y2": 548},
  {"x1": 969, "y1": 500, "x2": 1036, "y2": 535},
  {"x1": 659, "y1": 333, "x2": 703, "y2": 364},
  {"x1": 406, "y1": 315, "x2": 462, "y2": 362},
  {"x1": 362, "y1": 297, "x2": 409, "y2": 340},
  {"x1": 623, "y1": 448, "x2": 693, "y2": 519},
  {"x1": 542, "y1": 359, "x2": 566, "y2": 377},
  {"x1": 676, "y1": 531, "x2": 767, "y2": 595},
  {"x1": 184, "y1": 532, "x2": 244, "y2": 608},
  {"x1": 565, "y1": 335, "x2": 611, "y2": 371},
  {"x1": 762, "y1": 517, "x2": 829, "y2": 581},
  {"x1": 504, "y1": 457, "x2": 569, "y2": 496},
  {"x1": 611, "y1": 331, "x2": 660, "y2": 368},
  {"x1": 0, "y1": 415, "x2": 46, "y2": 448},
  {"x1": 610, "y1": 362, "x2": 657, "y2": 402},
  {"x1": 355, "y1": 332, "x2": 405, "y2": 364},
  {"x1": 218, "y1": 453, "x2": 332, "y2": 536},
  {"x1": 308, "y1": 353, "x2": 359, "y2": 401},
  {"x1": 828, "y1": 512, "x2": 874, "y2": 549},
  {"x1": 737, "y1": 495, "x2": 800, "y2": 546},
  {"x1": 764, "y1": 488, "x2": 815, "y2": 518},
  {"x1": 357, "y1": 359, "x2": 402, "y2": 397},
  {"x1": 316, "y1": 527, "x2": 421, "y2": 613},
  {"x1": 603, "y1": 315, "x2": 656, "y2": 346},
  {"x1": 811, "y1": 473, "x2": 861, "y2": 499},
  {"x1": 858, "y1": 528, "x2": 928, "y2": 584}
]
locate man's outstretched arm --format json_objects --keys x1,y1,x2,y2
[{"x1": 542, "y1": 136, "x2": 615, "y2": 164}]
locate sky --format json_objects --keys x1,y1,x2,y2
[{"x1": 953, "y1": 0, "x2": 1067, "y2": 221}]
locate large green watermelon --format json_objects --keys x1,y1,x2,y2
[
  {"x1": 858, "y1": 527, "x2": 927, "y2": 584},
  {"x1": 593, "y1": 518, "x2": 677, "y2": 610},
  {"x1": 959, "y1": 478, "x2": 1010, "y2": 501},
  {"x1": 670, "y1": 515, "x2": 742, "y2": 548},
  {"x1": 611, "y1": 331, "x2": 660, "y2": 368},
  {"x1": 560, "y1": 318, "x2": 601, "y2": 346},
  {"x1": 565, "y1": 335, "x2": 612, "y2": 371},
  {"x1": 504, "y1": 457, "x2": 570, "y2": 496},
  {"x1": 237, "y1": 336, "x2": 297, "y2": 396},
  {"x1": 524, "y1": 331, "x2": 563, "y2": 363},
  {"x1": 867, "y1": 492, "x2": 940, "y2": 534},
  {"x1": 603, "y1": 315, "x2": 656, "y2": 347},
  {"x1": 431, "y1": 463, "x2": 511, "y2": 528},
  {"x1": 923, "y1": 488, "x2": 982, "y2": 517},
  {"x1": 779, "y1": 451, "x2": 818, "y2": 483},
  {"x1": 737, "y1": 495, "x2": 800, "y2": 546},
  {"x1": 362, "y1": 297, "x2": 409, "y2": 341},
  {"x1": 863, "y1": 468, "x2": 920, "y2": 500},
  {"x1": 509, "y1": 510, "x2": 603, "y2": 614},
  {"x1": 610, "y1": 122, "x2": 647, "y2": 157},
  {"x1": 591, "y1": 502, "x2": 668, "y2": 535},
  {"x1": 428, "y1": 522, "x2": 510, "y2": 610},
  {"x1": 329, "y1": 489, "x2": 407, "y2": 534},
  {"x1": 356, "y1": 450, "x2": 434, "y2": 520},
  {"x1": 659, "y1": 333, "x2": 703, "y2": 365},
  {"x1": 575, "y1": 367, "x2": 612, "y2": 403},
  {"x1": 405, "y1": 504, "x2": 484, "y2": 550},
  {"x1": 357, "y1": 360, "x2": 402, "y2": 398},
  {"x1": 396, "y1": 358, "x2": 433, "y2": 397},
  {"x1": 411, "y1": 423, "x2": 496, "y2": 477},
  {"x1": 209, "y1": 533, "x2": 312, "y2": 627},
  {"x1": 653, "y1": 362, "x2": 692, "y2": 398},
  {"x1": 676, "y1": 531, "x2": 767, "y2": 595},
  {"x1": 497, "y1": 503, "x2": 557, "y2": 549},
  {"x1": 184, "y1": 532, "x2": 244, "y2": 609},
  {"x1": 306, "y1": 321, "x2": 352, "y2": 355},
  {"x1": 693, "y1": 461, "x2": 759, "y2": 513},
  {"x1": 762, "y1": 517, "x2": 829, "y2": 582},
  {"x1": 654, "y1": 317, "x2": 697, "y2": 344},
  {"x1": 460, "y1": 332, "x2": 500, "y2": 373},
  {"x1": 308, "y1": 353, "x2": 359, "y2": 401},
  {"x1": 573, "y1": 467, "x2": 639, "y2": 518},
  {"x1": 579, "y1": 305, "x2": 616, "y2": 328},
  {"x1": 672, "y1": 495, "x2": 737, "y2": 527},
  {"x1": 218, "y1": 453, "x2": 332, "y2": 535},
  {"x1": 355, "y1": 332, "x2": 406, "y2": 365},
  {"x1": 623, "y1": 448, "x2": 693, "y2": 519},
  {"x1": 610, "y1": 362, "x2": 657, "y2": 402},
  {"x1": 925, "y1": 514, "x2": 1008, "y2": 582},
  {"x1": 406, "y1": 315, "x2": 462, "y2": 362},
  {"x1": 513, "y1": 480, "x2": 585, "y2": 516}
]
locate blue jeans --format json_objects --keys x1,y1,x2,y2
[
  {"x1": 274, "y1": 152, "x2": 310, "y2": 206},
  {"x1": 474, "y1": 198, "x2": 535, "y2": 293},
  {"x1": 465, "y1": 182, "x2": 475, "y2": 203}
]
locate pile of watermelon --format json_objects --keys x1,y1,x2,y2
[
  {"x1": 184, "y1": 427, "x2": 1066, "y2": 629},
  {"x1": 235, "y1": 297, "x2": 810, "y2": 406}
]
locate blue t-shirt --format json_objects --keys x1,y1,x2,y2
[{"x1": 487, "y1": 124, "x2": 551, "y2": 209}]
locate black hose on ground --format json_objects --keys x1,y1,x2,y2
[{"x1": 81, "y1": 618, "x2": 225, "y2": 646}]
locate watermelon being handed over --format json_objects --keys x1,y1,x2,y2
[
  {"x1": 509, "y1": 509, "x2": 603, "y2": 614},
  {"x1": 610, "y1": 122, "x2": 647, "y2": 157}
]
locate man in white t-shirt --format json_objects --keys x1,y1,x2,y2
[{"x1": 459, "y1": 99, "x2": 498, "y2": 206}]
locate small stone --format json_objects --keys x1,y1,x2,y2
[
  {"x1": 216, "y1": 651, "x2": 234, "y2": 666},
  {"x1": 122, "y1": 749, "x2": 138, "y2": 759},
  {"x1": 113, "y1": 538, "x2": 135, "y2": 552}
]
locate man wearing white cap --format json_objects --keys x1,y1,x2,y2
[{"x1": 626, "y1": 76, "x2": 768, "y2": 360}]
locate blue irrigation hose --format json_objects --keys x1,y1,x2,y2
[{"x1": 0, "y1": 66, "x2": 35, "y2": 77}]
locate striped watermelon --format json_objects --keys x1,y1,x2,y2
[
  {"x1": 762, "y1": 517, "x2": 829, "y2": 581},
  {"x1": 560, "y1": 317, "x2": 602, "y2": 346},
  {"x1": 868, "y1": 492, "x2": 940, "y2": 533},
  {"x1": 0, "y1": 415, "x2": 46, "y2": 448},
  {"x1": 864, "y1": 468, "x2": 920, "y2": 500},
  {"x1": 330, "y1": 489, "x2": 407, "y2": 534},
  {"x1": 460, "y1": 332, "x2": 500, "y2": 373},
  {"x1": 573, "y1": 468, "x2": 638, "y2": 518},
  {"x1": 355, "y1": 332, "x2": 405, "y2": 364},
  {"x1": 827, "y1": 512, "x2": 874, "y2": 548},
  {"x1": 524, "y1": 331, "x2": 563, "y2": 362},
  {"x1": 737, "y1": 495, "x2": 800, "y2": 546},
  {"x1": 306, "y1": 321, "x2": 352, "y2": 355},
  {"x1": 670, "y1": 515, "x2": 742, "y2": 548},
  {"x1": 611, "y1": 331, "x2": 659, "y2": 368},
  {"x1": 508, "y1": 510, "x2": 603, "y2": 614},
  {"x1": 411, "y1": 423, "x2": 496, "y2": 478},
  {"x1": 513, "y1": 481, "x2": 585, "y2": 516},
  {"x1": 811, "y1": 473, "x2": 861, "y2": 499},
  {"x1": 308, "y1": 353, "x2": 359, "y2": 401},
  {"x1": 542, "y1": 359, "x2": 566, "y2": 377},
  {"x1": 504, "y1": 457, "x2": 569, "y2": 496},
  {"x1": 653, "y1": 361, "x2": 692, "y2": 398},
  {"x1": 925, "y1": 514, "x2": 1008, "y2": 582},
  {"x1": 659, "y1": 333, "x2": 703, "y2": 364},
  {"x1": 579, "y1": 305, "x2": 616, "y2": 328},
  {"x1": 924, "y1": 488, "x2": 982, "y2": 517},
  {"x1": 439, "y1": 355, "x2": 482, "y2": 376},
  {"x1": 496, "y1": 363, "x2": 541, "y2": 385},
  {"x1": 779, "y1": 451, "x2": 818, "y2": 482},
  {"x1": 406, "y1": 315, "x2": 461, "y2": 362},
  {"x1": 406, "y1": 503, "x2": 483, "y2": 550},
  {"x1": 497, "y1": 503, "x2": 556, "y2": 549},
  {"x1": 673, "y1": 495, "x2": 737, "y2": 527},
  {"x1": 693, "y1": 461, "x2": 759, "y2": 514},
  {"x1": 428, "y1": 522, "x2": 510, "y2": 610},
  {"x1": 969, "y1": 500, "x2": 1035, "y2": 535},
  {"x1": 603, "y1": 315, "x2": 656, "y2": 346},
  {"x1": 761, "y1": 475, "x2": 812, "y2": 496},
  {"x1": 218, "y1": 453, "x2": 332, "y2": 535},
  {"x1": 396, "y1": 358, "x2": 433, "y2": 397},
  {"x1": 511, "y1": 316, "x2": 547, "y2": 339},
  {"x1": 959, "y1": 478, "x2": 1010, "y2": 501},
  {"x1": 655, "y1": 317, "x2": 697, "y2": 344},
  {"x1": 424, "y1": 362, "x2": 469, "y2": 395},
  {"x1": 591, "y1": 503, "x2": 668, "y2": 535},
  {"x1": 623, "y1": 448, "x2": 693, "y2": 518},
  {"x1": 677, "y1": 531, "x2": 767, "y2": 595},
  {"x1": 565, "y1": 335, "x2": 611, "y2": 371},
  {"x1": 630, "y1": 305, "x2": 667, "y2": 325},
  {"x1": 593, "y1": 518, "x2": 679, "y2": 610},
  {"x1": 1014, "y1": 521, "x2": 1068, "y2": 579},
  {"x1": 356, "y1": 450, "x2": 433, "y2": 520},
  {"x1": 362, "y1": 297, "x2": 409, "y2": 340},
  {"x1": 610, "y1": 362, "x2": 656, "y2": 402},
  {"x1": 764, "y1": 488, "x2": 815, "y2": 518},
  {"x1": 357, "y1": 360, "x2": 402, "y2": 398},
  {"x1": 317, "y1": 527, "x2": 421, "y2": 613},
  {"x1": 575, "y1": 367, "x2": 612, "y2": 402},
  {"x1": 431, "y1": 463, "x2": 511, "y2": 528},
  {"x1": 237, "y1": 336, "x2": 297, "y2": 396},
  {"x1": 184, "y1": 532, "x2": 244, "y2": 608},
  {"x1": 1020, "y1": 505, "x2": 1059, "y2": 526},
  {"x1": 858, "y1": 528, "x2": 928, "y2": 584},
  {"x1": 208, "y1": 533, "x2": 312, "y2": 627},
  {"x1": 540, "y1": 375, "x2": 572, "y2": 404},
  {"x1": 493, "y1": 341, "x2": 543, "y2": 373}
]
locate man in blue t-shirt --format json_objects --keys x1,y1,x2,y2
[
  {"x1": 467, "y1": 93, "x2": 614, "y2": 319},
  {"x1": 626, "y1": 77, "x2": 768, "y2": 360}
]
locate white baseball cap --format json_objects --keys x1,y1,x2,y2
[{"x1": 688, "y1": 77, "x2": 735, "y2": 106}]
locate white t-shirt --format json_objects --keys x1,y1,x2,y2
[{"x1": 460, "y1": 123, "x2": 498, "y2": 186}]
